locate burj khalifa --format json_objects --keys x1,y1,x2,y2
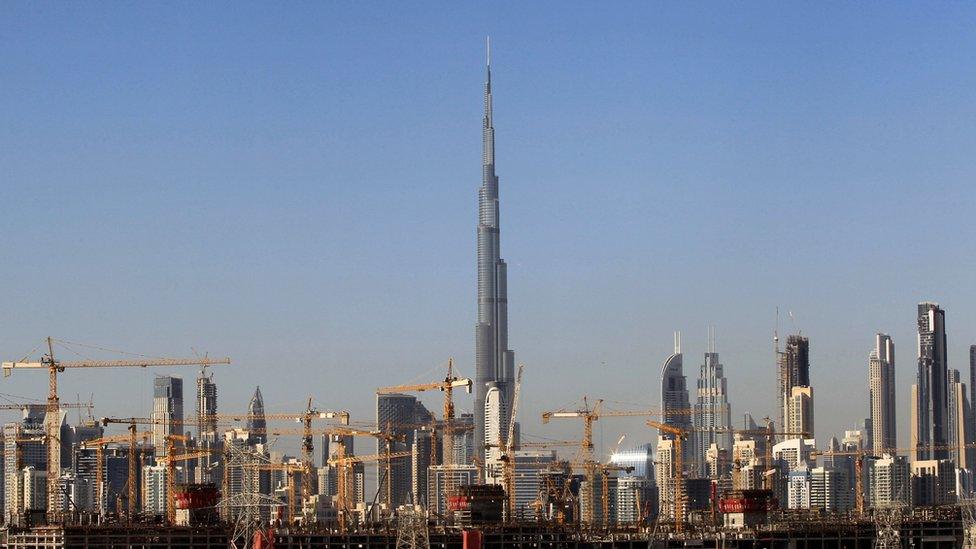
[{"x1": 475, "y1": 40, "x2": 515, "y2": 461}]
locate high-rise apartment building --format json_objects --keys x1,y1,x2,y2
[
  {"x1": 152, "y1": 376, "x2": 183, "y2": 456},
  {"x1": 869, "y1": 333, "x2": 897, "y2": 454},
  {"x1": 911, "y1": 302, "x2": 949, "y2": 462},
  {"x1": 661, "y1": 333, "x2": 693, "y2": 468},
  {"x1": 693, "y1": 334, "x2": 733, "y2": 477},
  {"x1": 787, "y1": 386, "x2": 814, "y2": 436},
  {"x1": 867, "y1": 453, "x2": 910, "y2": 508},
  {"x1": 474, "y1": 41, "x2": 516, "y2": 466},
  {"x1": 911, "y1": 459, "x2": 955, "y2": 507},
  {"x1": 778, "y1": 335, "x2": 810, "y2": 440}
]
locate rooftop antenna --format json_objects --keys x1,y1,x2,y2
[
  {"x1": 486, "y1": 35, "x2": 491, "y2": 67},
  {"x1": 774, "y1": 307, "x2": 780, "y2": 353},
  {"x1": 673, "y1": 331, "x2": 681, "y2": 355}
]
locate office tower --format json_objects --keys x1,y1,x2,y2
[
  {"x1": 772, "y1": 438, "x2": 816, "y2": 473},
  {"x1": 615, "y1": 476, "x2": 655, "y2": 525},
  {"x1": 475, "y1": 40, "x2": 516, "y2": 466},
  {"x1": 508, "y1": 450, "x2": 558, "y2": 519},
  {"x1": 152, "y1": 376, "x2": 184, "y2": 456},
  {"x1": 947, "y1": 369, "x2": 975, "y2": 469},
  {"x1": 196, "y1": 369, "x2": 218, "y2": 439},
  {"x1": 787, "y1": 386, "x2": 814, "y2": 436},
  {"x1": 661, "y1": 333, "x2": 693, "y2": 468},
  {"x1": 971, "y1": 345, "x2": 976, "y2": 447},
  {"x1": 427, "y1": 465, "x2": 478, "y2": 515},
  {"x1": 610, "y1": 443, "x2": 655, "y2": 479},
  {"x1": 705, "y1": 444, "x2": 731, "y2": 479},
  {"x1": 246, "y1": 387, "x2": 267, "y2": 446},
  {"x1": 143, "y1": 464, "x2": 168, "y2": 516},
  {"x1": 376, "y1": 393, "x2": 434, "y2": 508},
  {"x1": 911, "y1": 459, "x2": 955, "y2": 506},
  {"x1": 867, "y1": 453, "x2": 910, "y2": 508},
  {"x1": 655, "y1": 438, "x2": 678, "y2": 520},
  {"x1": 911, "y1": 302, "x2": 949, "y2": 462},
  {"x1": 777, "y1": 335, "x2": 810, "y2": 440},
  {"x1": 411, "y1": 428, "x2": 434, "y2": 507},
  {"x1": 869, "y1": 333, "x2": 897, "y2": 454},
  {"x1": 693, "y1": 331, "x2": 733, "y2": 477},
  {"x1": 453, "y1": 413, "x2": 475, "y2": 465}
]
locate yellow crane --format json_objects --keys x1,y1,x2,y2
[
  {"x1": 327, "y1": 436, "x2": 410, "y2": 532},
  {"x1": 3, "y1": 337, "x2": 229, "y2": 521},
  {"x1": 542, "y1": 399, "x2": 666, "y2": 525},
  {"x1": 500, "y1": 364, "x2": 523, "y2": 520},
  {"x1": 81, "y1": 431, "x2": 152, "y2": 518},
  {"x1": 376, "y1": 359, "x2": 471, "y2": 506},
  {"x1": 646, "y1": 419, "x2": 688, "y2": 534}
]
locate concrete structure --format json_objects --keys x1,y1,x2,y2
[
  {"x1": 376, "y1": 393, "x2": 434, "y2": 508},
  {"x1": 772, "y1": 438, "x2": 815, "y2": 473},
  {"x1": 869, "y1": 333, "x2": 897, "y2": 455},
  {"x1": 655, "y1": 438, "x2": 677, "y2": 520},
  {"x1": 693, "y1": 335, "x2": 733, "y2": 477},
  {"x1": 474, "y1": 43, "x2": 516, "y2": 467},
  {"x1": 195, "y1": 370, "x2": 220, "y2": 483},
  {"x1": 778, "y1": 335, "x2": 810, "y2": 441},
  {"x1": 786, "y1": 466, "x2": 811, "y2": 509},
  {"x1": 867, "y1": 453, "x2": 910, "y2": 508},
  {"x1": 152, "y1": 376, "x2": 183, "y2": 457},
  {"x1": 911, "y1": 302, "x2": 949, "y2": 462},
  {"x1": 911, "y1": 459, "x2": 955, "y2": 506},
  {"x1": 614, "y1": 476, "x2": 654, "y2": 525}
]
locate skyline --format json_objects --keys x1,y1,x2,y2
[{"x1": 2, "y1": 4, "x2": 976, "y2": 463}]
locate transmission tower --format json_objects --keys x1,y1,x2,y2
[{"x1": 395, "y1": 506, "x2": 430, "y2": 549}]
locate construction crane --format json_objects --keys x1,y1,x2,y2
[
  {"x1": 295, "y1": 399, "x2": 349, "y2": 517},
  {"x1": 327, "y1": 446, "x2": 411, "y2": 532},
  {"x1": 80, "y1": 431, "x2": 152, "y2": 519},
  {"x1": 646, "y1": 419, "x2": 688, "y2": 534},
  {"x1": 376, "y1": 358, "x2": 472, "y2": 506},
  {"x1": 238, "y1": 461, "x2": 305, "y2": 522},
  {"x1": 541, "y1": 398, "x2": 668, "y2": 525},
  {"x1": 3, "y1": 337, "x2": 229, "y2": 521},
  {"x1": 101, "y1": 417, "x2": 163, "y2": 519},
  {"x1": 500, "y1": 364, "x2": 524, "y2": 520}
]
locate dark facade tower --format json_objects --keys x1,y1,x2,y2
[
  {"x1": 661, "y1": 333, "x2": 693, "y2": 467},
  {"x1": 777, "y1": 335, "x2": 810, "y2": 438},
  {"x1": 475, "y1": 39, "x2": 515, "y2": 462},
  {"x1": 970, "y1": 345, "x2": 976, "y2": 443},
  {"x1": 912, "y1": 302, "x2": 949, "y2": 461}
]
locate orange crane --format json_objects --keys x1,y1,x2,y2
[
  {"x1": 646, "y1": 419, "x2": 688, "y2": 534},
  {"x1": 3, "y1": 337, "x2": 229, "y2": 521},
  {"x1": 238, "y1": 461, "x2": 305, "y2": 522},
  {"x1": 499, "y1": 364, "x2": 524, "y2": 520},
  {"x1": 376, "y1": 359, "x2": 471, "y2": 504},
  {"x1": 101, "y1": 417, "x2": 166, "y2": 519}
]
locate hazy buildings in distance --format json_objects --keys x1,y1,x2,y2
[
  {"x1": 151, "y1": 376, "x2": 183, "y2": 457},
  {"x1": 778, "y1": 335, "x2": 811, "y2": 440},
  {"x1": 693, "y1": 328, "x2": 733, "y2": 477},
  {"x1": 660, "y1": 333, "x2": 693, "y2": 467}
]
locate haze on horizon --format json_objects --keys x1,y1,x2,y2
[{"x1": 2, "y1": 3, "x2": 975, "y2": 462}]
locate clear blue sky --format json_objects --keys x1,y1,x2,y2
[{"x1": 2, "y1": 3, "x2": 976, "y2": 458}]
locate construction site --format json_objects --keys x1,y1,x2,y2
[{"x1": 0, "y1": 339, "x2": 972, "y2": 548}]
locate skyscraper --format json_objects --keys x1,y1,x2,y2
[
  {"x1": 475, "y1": 39, "x2": 516, "y2": 465},
  {"x1": 376, "y1": 393, "x2": 434, "y2": 508},
  {"x1": 971, "y1": 345, "x2": 976, "y2": 443},
  {"x1": 152, "y1": 376, "x2": 183, "y2": 456},
  {"x1": 195, "y1": 369, "x2": 219, "y2": 483},
  {"x1": 778, "y1": 335, "x2": 810, "y2": 440},
  {"x1": 911, "y1": 302, "x2": 948, "y2": 462},
  {"x1": 661, "y1": 333, "x2": 693, "y2": 467},
  {"x1": 947, "y1": 369, "x2": 974, "y2": 469},
  {"x1": 869, "y1": 334, "x2": 897, "y2": 455},
  {"x1": 246, "y1": 386, "x2": 267, "y2": 446},
  {"x1": 693, "y1": 330, "x2": 733, "y2": 477}
]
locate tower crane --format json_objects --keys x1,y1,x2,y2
[
  {"x1": 500, "y1": 364, "x2": 523, "y2": 520},
  {"x1": 296, "y1": 399, "x2": 349, "y2": 516},
  {"x1": 541, "y1": 398, "x2": 669, "y2": 525},
  {"x1": 324, "y1": 429, "x2": 409, "y2": 532},
  {"x1": 3, "y1": 337, "x2": 229, "y2": 522},
  {"x1": 80, "y1": 431, "x2": 152, "y2": 519},
  {"x1": 101, "y1": 417, "x2": 157, "y2": 519},
  {"x1": 376, "y1": 359, "x2": 471, "y2": 506},
  {"x1": 646, "y1": 419, "x2": 688, "y2": 534}
]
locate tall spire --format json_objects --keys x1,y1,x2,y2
[{"x1": 475, "y1": 38, "x2": 514, "y2": 476}]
